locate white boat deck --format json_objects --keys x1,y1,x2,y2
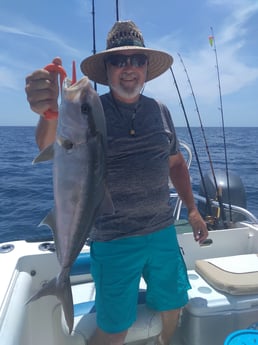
[{"x1": 1, "y1": 223, "x2": 258, "y2": 345}]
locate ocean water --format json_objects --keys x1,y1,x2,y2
[{"x1": 0, "y1": 126, "x2": 257, "y2": 243}]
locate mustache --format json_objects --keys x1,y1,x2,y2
[{"x1": 120, "y1": 72, "x2": 137, "y2": 79}]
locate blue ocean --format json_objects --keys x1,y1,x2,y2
[{"x1": 0, "y1": 126, "x2": 257, "y2": 243}]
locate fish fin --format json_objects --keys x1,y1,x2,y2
[
  {"x1": 32, "y1": 144, "x2": 54, "y2": 164},
  {"x1": 26, "y1": 277, "x2": 58, "y2": 305},
  {"x1": 39, "y1": 211, "x2": 62, "y2": 261},
  {"x1": 39, "y1": 210, "x2": 56, "y2": 230},
  {"x1": 26, "y1": 271, "x2": 74, "y2": 334}
]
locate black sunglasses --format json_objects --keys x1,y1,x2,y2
[{"x1": 105, "y1": 54, "x2": 148, "y2": 68}]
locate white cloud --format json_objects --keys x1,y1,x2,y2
[
  {"x1": 0, "y1": 24, "x2": 40, "y2": 38},
  {"x1": 216, "y1": 2, "x2": 258, "y2": 45},
  {"x1": 146, "y1": 0, "x2": 258, "y2": 107},
  {"x1": 0, "y1": 67, "x2": 19, "y2": 90},
  {"x1": 0, "y1": 21, "x2": 80, "y2": 57}
]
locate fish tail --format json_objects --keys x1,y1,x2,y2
[
  {"x1": 26, "y1": 274, "x2": 74, "y2": 333},
  {"x1": 57, "y1": 276, "x2": 74, "y2": 334},
  {"x1": 25, "y1": 277, "x2": 58, "y2": 304}
]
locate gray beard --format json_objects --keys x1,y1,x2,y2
[{"x1": 109, "y1": 82, "x2": 144, "y2": 100}]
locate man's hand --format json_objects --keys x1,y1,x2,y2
[
  {"x1": 188, "y1": 207, "x2": 209, "y2": 244},
  {"x1": 25, "y1": 65, "x2": 59, "y2": 116}
]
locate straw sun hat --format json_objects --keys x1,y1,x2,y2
[{"x1": 80, "y1": 20, "x2": 173, "y2": 85}]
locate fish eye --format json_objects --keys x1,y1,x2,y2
[
  {"x1": 62, "y1": 139, "x2": 74, "y2": 151},
  {"x1": 81, "y1": 103, "x2": 91, "y2": 114}
]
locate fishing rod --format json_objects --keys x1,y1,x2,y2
[
  {"x1": 91, "y1": 0, "x2": 97, "y2": 90},
  {"x1": 169, "y1": 66, "x2": 214, "y2": 220},
  {"x1": 177, "y1": 53, "x2": 228, "y2": 228},
  {"x1": 90, "y1": 0, "x2": 120, "y2": 91},
  {"x1": 116, "y1": 0, "x2": 120, "y2": 21},
  {"x1": 209, "y1": 27, "x2": 232, "y2": 222}
]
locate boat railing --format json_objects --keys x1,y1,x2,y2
[
  {"x1": 170, "y1": 191, "x2": 258, "y2": 224},
  {"x1": 195, "y1": 194, "x2": 258, "y2": 224},
  {"x1": 170, "y1": 140, "x2": 258, "y2": 225}
]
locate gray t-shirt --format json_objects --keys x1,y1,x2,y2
[{"x1": 91, "y1": 92, "x2": 179, "y2": 241}]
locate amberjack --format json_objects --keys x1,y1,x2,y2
[{"x1": 27, "y1": 76, "x2": 113, "y2": 333}]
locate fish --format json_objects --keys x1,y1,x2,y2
[{"x1": 27, "y1": 76, "x2": 113, "y2": 333}]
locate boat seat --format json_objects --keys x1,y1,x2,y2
[
  {"x1": 66, "y1": 252, "x2": 161, "y2": 343},
  {"x1": 54, "y1": 280, "x2": 161, "y2": 343},
  {"x1": 195, "y1": 254, "x2": 258, "y2": 295}
]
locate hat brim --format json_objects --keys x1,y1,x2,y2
[{"x1": 80, "y1": 46, "x2": 173, "y2": 85}]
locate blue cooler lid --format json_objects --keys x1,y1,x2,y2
[{"x1": 224, "y1": 330, "x2": 258, "y2": 345}]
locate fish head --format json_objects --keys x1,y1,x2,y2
[{"x1": 57, "y1": 76, "x2": 106, "y2": 147}]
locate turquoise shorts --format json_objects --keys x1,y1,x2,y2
[{"x1": 90, "y1": 225, "x2": 191, "y2": 333}]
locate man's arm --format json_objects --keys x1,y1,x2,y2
[{"x1": 169, "y1": 152, "x2": 209, "y2": 243}]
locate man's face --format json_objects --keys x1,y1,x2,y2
[{"x1": 105, "y1": 51, "x2": 148, "y2": 103}]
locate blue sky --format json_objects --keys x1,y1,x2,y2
[{"x1": 0, "y1": 0, "x2": 258, "y2": 127}]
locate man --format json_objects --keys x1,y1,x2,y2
[{"x1": 25, "y1": 20, "x2": 208, "y2": 345}]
